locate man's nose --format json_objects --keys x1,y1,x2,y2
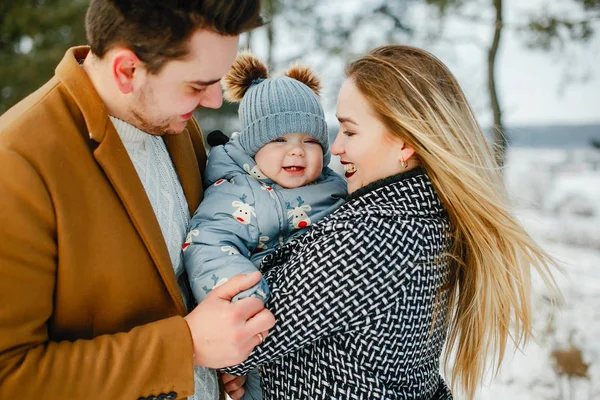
[{"x1": 198, "y1": 84, "x2": 223, "y2": 109}]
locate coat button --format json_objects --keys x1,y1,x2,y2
[
  {"x1": 157, "y1": 395, "x2": 167, "y2": 400},
  {"x1": 166, "y1": 392, "x2": 177, "y2": 400}
]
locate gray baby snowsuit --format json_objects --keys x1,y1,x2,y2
[{"x1": 183, "y1": 136, "x2": 347, "y2": 304}]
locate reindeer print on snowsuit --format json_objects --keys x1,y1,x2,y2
[
  {"x1": 231, "y1": 194, "x2": 256, "y2": 225},
  {"x1": 244, "y1": 163, "x2": 268, "y2": 180},
  {"x1": 286, "y1": 196, "x2": 313, "y2": 229}
]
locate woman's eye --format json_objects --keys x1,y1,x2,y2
[
  {"x1": 191, "y1": 86, "x2": 205, "y2": 93},
  {"x1": 343, "y1": 130, "x2": 355, "y2": 137}
]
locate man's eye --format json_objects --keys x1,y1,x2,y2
[{"x1": 191, "y1": 86, "x2": 205, "y2": 93}]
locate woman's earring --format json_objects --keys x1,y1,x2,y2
[{"x1": 400, "y1": 158, "x2": 408, "y2": 169}]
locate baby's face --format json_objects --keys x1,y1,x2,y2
[{"x1": 254, "y1": 133, "x2": 323, "y2": 188}]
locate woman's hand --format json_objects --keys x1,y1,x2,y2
[{"x1": 222, "y1": 373, "x2": 247, "y2": 400}]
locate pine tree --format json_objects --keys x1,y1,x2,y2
[{"x1": 0, "y1": 0, "x2": 89, "y2": 114}]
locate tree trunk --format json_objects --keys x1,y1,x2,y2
[
  {"x1": 266, "y1": 0, "x2": 276, "y2": 71},
  {"x1": 267, "y1": 22, "x2": 274, "y2": 71},
  {"x1": 488, "y1": 0, "x2": 506, "y2": 168},
  {"x1": 243, "y1": 30, "x2": 253, "y2": 50}
]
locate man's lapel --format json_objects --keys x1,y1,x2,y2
[
  {"x1": 56, "y1": 46, "x2": 190, "y2": 315},
  {"x1": 93, "y1": 126, "x2": 188, "y2": 314},
  {"x1": 163, "y1": 128, "x2": 204, "y2": 216}
]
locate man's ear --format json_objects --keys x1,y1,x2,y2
[{"x1": 111, "y1": 49, "x2": 142, "y2": 94}]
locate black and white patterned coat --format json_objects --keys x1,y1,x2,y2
[{"x1": 223, "y1": 168, "x2": 454, "y2": 399}]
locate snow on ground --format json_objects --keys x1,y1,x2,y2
[{"x1": 477, "y1": 148, "x2": 600, "y2": 400}]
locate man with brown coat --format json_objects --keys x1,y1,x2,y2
[{"x1": 0, "y1": 1, "x2": 274, "y2": 399}]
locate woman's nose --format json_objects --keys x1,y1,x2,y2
[{"x1": 331, "y1": 134, "x2": 343, "y2": 155}]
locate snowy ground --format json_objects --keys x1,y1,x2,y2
[{"x1": 477, "y1": 148, "x2": 600, "y2": 400}]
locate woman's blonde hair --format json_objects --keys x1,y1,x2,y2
[{"x1": 346, "y1": 45, "x2": 559, "y2": 399}]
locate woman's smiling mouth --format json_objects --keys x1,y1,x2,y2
[{"x1": 342, "y1": 162, "x2": 356, "y2": 178}]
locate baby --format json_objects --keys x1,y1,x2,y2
[{"x1": 183, "y1": 52, "x2": 347, "y2": 399}]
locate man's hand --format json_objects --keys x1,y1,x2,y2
[
  {"x1": 184, "y1": 271, "x2": 275, "y2": 368},
  {"x1": 222, "y1": 373, "x2": 247, "y2": 400}
]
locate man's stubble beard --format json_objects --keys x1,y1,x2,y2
[{"x1": 130, "y1": 83, "x2": 181, "y2": 136}]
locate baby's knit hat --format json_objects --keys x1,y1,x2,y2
[{"x1": 222, "y1": 51, "x2": 330, "y2": 165}]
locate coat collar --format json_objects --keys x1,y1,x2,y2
[
  {"x1": 55, "y1": 46, "x2": 203, "y2": 314},
  {"x1": 345, "y1": 167, "x2": 447, "y2": 218}
]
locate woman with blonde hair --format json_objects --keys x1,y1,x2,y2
[{"x1": 221, "y1": 45, "x2": 559, "y2": 400}]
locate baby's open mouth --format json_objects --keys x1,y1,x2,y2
[{"x1": 283, "y1": 166, "x2": 305, "y2": 172}]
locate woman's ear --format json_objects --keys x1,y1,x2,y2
[
  {"x1": 111, "y1": 49, "x2": 141, "y2": 95},
  {"x1": 399, "y1": 142, "x2": 416, "y2": 166}
]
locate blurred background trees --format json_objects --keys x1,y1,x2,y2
[
  {"x1": 245, "y1": 0, "x2": 599, "y2": 166},
  {"x1": 0, "y1": 0, "x2": 88, "y2": 114},
  {"x1": 212, "y1": 0, "x2": 599, "y2": 166},
  {"x1": 1, "y1": 0, "x2": 598, "y2": 166},
  {"x1": 421, "y1": 0, "x2": 600, "y2": 166}
]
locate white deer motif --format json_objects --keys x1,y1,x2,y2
[
  {"x1": 243, "y1": 163, "x2": 268, "y2": 180},
  {"x1": 220, "y1": 245, "x2": 240, "y2": 255},
  {"x1": 260, "y1": 183, "x2": 275, "y2": 198},
  {"x1": 182, "y1": 229, "x2": 199, "y2": 251},
  {"x1": 287, "y1": 196, "x2": 312, "y2": 229},
  {"x1": 256, "y1": 235, "x2": 270, "y2": 251},
  {"x1": 232, "y1": 194, "x2": 256, "y2": 225}
]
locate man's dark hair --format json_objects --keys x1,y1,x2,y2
[{"x1": 85, "y1": 0, "x2": 263, "y2": 74}]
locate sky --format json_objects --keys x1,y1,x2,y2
[
  {"x1": 445, "y1": 0, "x2": 600, "y2": 127},
  {"x1": 250, "y1": 0, "x2": 600, "y2": 129}
]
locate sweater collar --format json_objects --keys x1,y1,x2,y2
[{"x1": 109, "y1": 116, "x2": 155, "y2": 145}]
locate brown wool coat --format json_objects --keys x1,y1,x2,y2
[{"x1": 0, "y1": 47, "x2": 208, "y2": 399}]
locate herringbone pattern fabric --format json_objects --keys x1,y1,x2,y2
[{"x1": 223, "y1": 171, "x2": 454, "y2": 399}]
